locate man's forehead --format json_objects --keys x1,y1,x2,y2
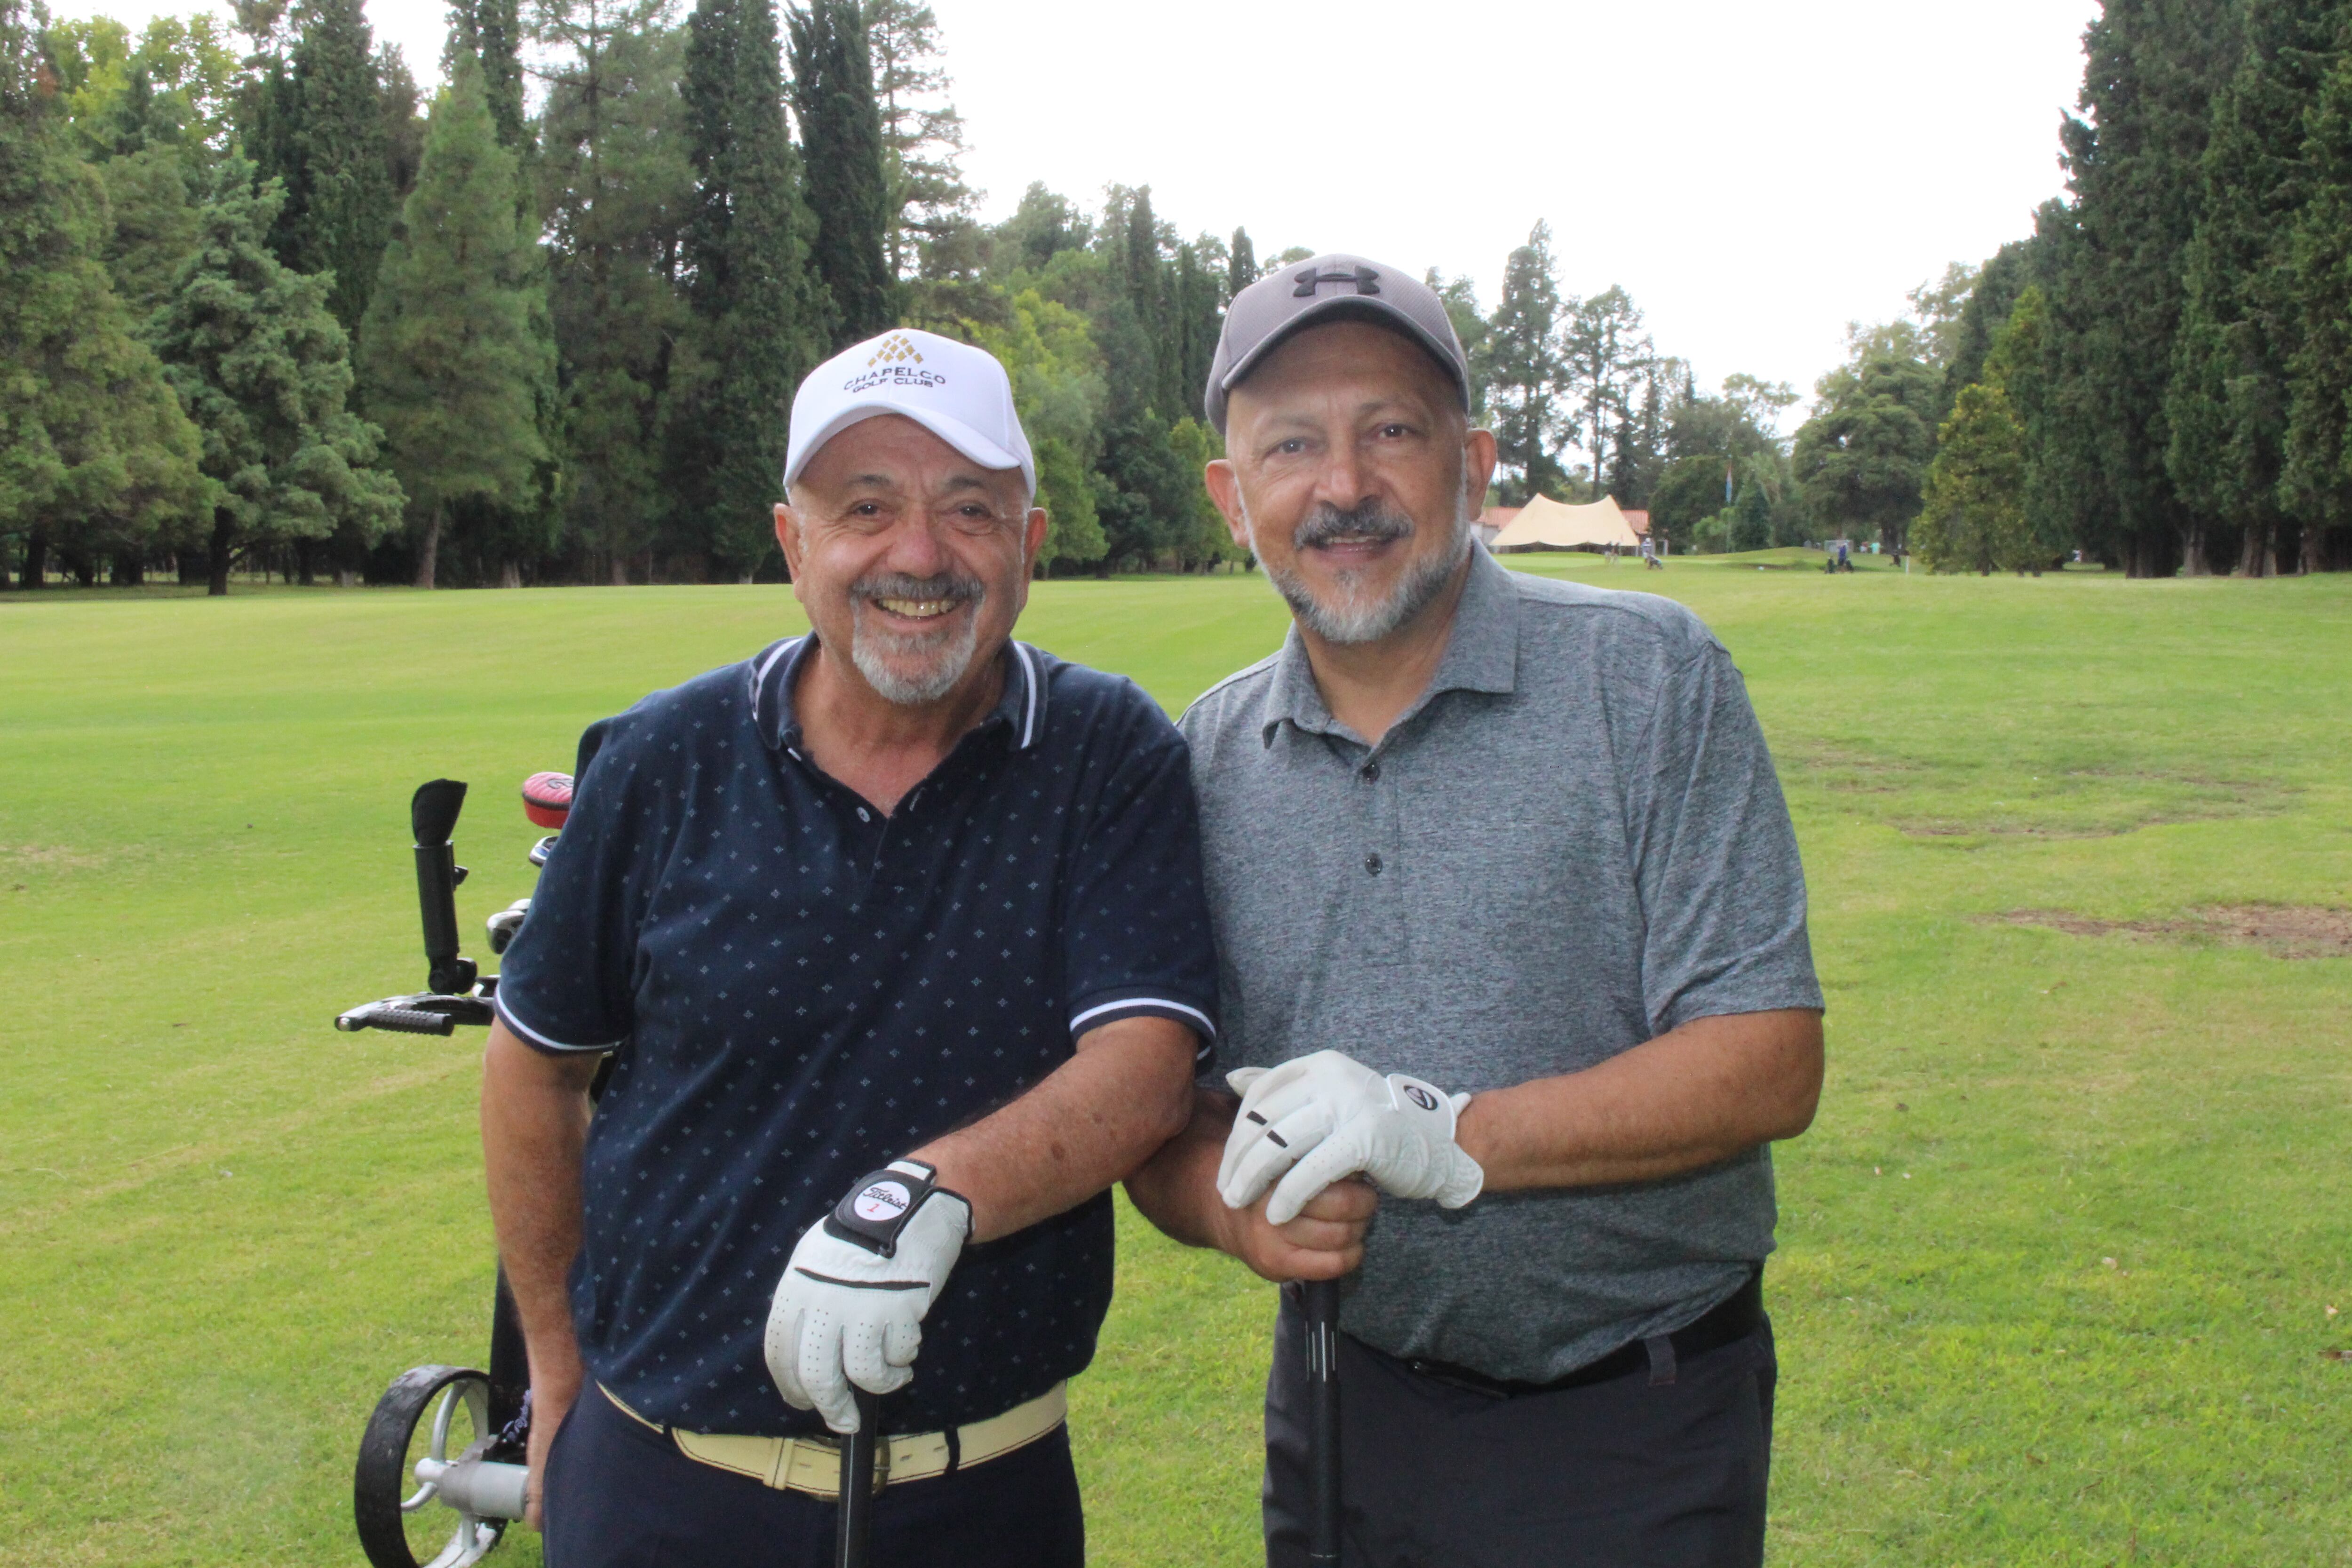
[
  {"x1": 799, "y1": 413, "x2": 1021, "y2": 493},
  {"x1": 1229, "y1": 321, "x2": 1456, "y2": 422}
]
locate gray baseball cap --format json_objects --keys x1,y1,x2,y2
[{"x1": 1204, "y1": 253, "x2": 1470, "y2": 434}]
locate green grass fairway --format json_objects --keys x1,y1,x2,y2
[{"x1": 5, "y1": 557, "x2": 2349, "y2": 1566}]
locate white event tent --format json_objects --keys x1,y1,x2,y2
[{"x1": 1488, "y1": 493, "x2": 1641, "y2": 551}]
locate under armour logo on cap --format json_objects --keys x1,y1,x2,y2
[{"x1": 1294, "y1": 264, "x2": 1382, "y2": 298}]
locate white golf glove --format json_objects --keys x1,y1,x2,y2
[
  {"x1": 764, "y1": 1159, "x2": 971, "y2": 1433},
  {"x1": 1218, "y1": 1050, "x2": 1485, "y2": 1225}
]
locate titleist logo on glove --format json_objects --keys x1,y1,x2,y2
[
  {"x1": 1218, "y1": 1050, "x2": 1484, "y2": 1225},
  {"x1": 766, "y1": 1159, "x2": 973, "y2": 1433}
]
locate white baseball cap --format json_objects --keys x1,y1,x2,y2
[{"x1": 783, "y1": 328, "x2": 1035, "y2": 497}]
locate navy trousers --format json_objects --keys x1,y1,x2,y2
[
  {"x1": 541, "y1": 1385, "x2": 1086, "y2": 1568},
  {"x1": 1263, "y1": 1293, "x2": 1777, "y2": 1568}
]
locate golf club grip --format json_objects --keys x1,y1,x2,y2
[
  {"x1": 835, "y1": 1388, "x2": 882, "y2": 1568},
  {"x1": 1303, "y1": 1278, "x2": 1342, "y2": 1566}
]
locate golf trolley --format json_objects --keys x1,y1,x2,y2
[{"x1": 335, "y1": 773, "x2": 578, "y2": 1568}]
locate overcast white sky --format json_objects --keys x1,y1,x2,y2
[{"x1": 64, "y1": 0, "x2": 2103, "y2": 421}]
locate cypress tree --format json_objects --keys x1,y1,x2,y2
[
  {"x1": 2042, "y1": 0, "x2": 2240, "y2": 575},
  {"x1": 2283, "y1": 36, "x2": 2352, "y2": 571},
  {"x1": 1486, "y1": 221, "x2": 1569, "y2": 503},
  {"x1": 788, "y1": 0, "x2": 892, "y2": 343},
  {"x1": 2167, "y1": 0, "x2": 2343, "y2": 576},
  {"x1": 150, "y1": 151, "x2": 405, "y2": 594},
  {"x1": 265, "y1": 0, "x2": 394, "y2": 335},
  {"x1": 360, "y1": 53, "x2": 550, "y2": 588},
  {"x1": 0, "y1": 1, "x2": 206, "y2": 588},
  {"x1": 674, "y1": 0, "x2": 828, "y2": 576},
  {"x1": 449, "y1": 0, "x2": 526, "y2": 151},
  {"x1": 536, "y1": 0, "x2": 693, "y2": 582},
  {"x1": 1228, "y1": 226, "x2": 1255, "y2": 295}
]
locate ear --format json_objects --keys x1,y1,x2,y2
[
  {"x1": 1024, "y1": 504, "x2": 1049, "y2": 565},
  {"x1": 1203, "y1": 460, "x2": 1251, "y2": 549},
  {"x1": 774, "y1": 502, "x2": 802, "y2": 578},
  {"x1": 1462, "y1": 429, "x2": 1498, "y2": 511}
]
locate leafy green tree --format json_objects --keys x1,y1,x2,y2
[
  {"x1": 1167, "y1": 415, "x2": 1240, "y2": 569},
  {"x1": 259, "y1": 0, "x2": 396, "y2": 335},
  {"x1": 992, "y1": 182, "x2": 1089, "y2": 272},
  {"x1": 1793, "y1": 349, "x2": 1939, "y2": 552},
  {"x1": 1917, "y1": 381, "x2": 2034, "y2": 574},
  {"x1": 789, "y1": 0, "x2": 892, "y2": 343},
  {"x1": 449, "y1": 0, "x2": 527, "y2": 151},
  {"x1": 1560, "y1": 284, "x2": 1648, "y2": 501},
  {"x1": 674, "y1": 0, "x2": 828, "y2": 576},
  {"x1": 1647, "y1": 454, "x2": 1724, "y2": 555},
  {"x1": 150, "y1": 151, "x2": 403, "y2": 594},
  {"x1": 1728, "y1": 476, "x2": 1771, "y2": 552},
  {"x1": 361, "y1": 54, "x2": 548, "y2": 587},
  {"x1": 1940, "y1": 237, "x2": 2048, "y2": 420},
  {"x1": 1906, "y1": 262, "x2": 1979, "y2": 372},
  {"x1": 0, "y1": 5, "x2": 206, "y2": 589},
  {"x1": 46, "y1": 12, "x2": 238, "y2": 167},
  {"x1": 534, "y1": 0, "x2": 692, "y2": 581},
  {"x1": 2041, "y1": 0, "x2": 2240, "y2": 575},
  {"x1": 964, "y1": 286, "x2": 1105, "y2": 569},
  {"x1": 2282, "y1": 17, "x2": 2352, "y2": 572},
  {"x1": 1486, "y1": 220, "x2": 1568, "y2": 503},
  {"x1": 1423, "y1": 268, "x2": 1488, "y2": 420},
  {"x1": 99, "y1": 145, "x2": 202, "y2": 318},
  {"x1": 864, "y1": 0, "x2": 969, "y2": 278},
  {"x1": 1095, "y1": 410, "x2": 1192, "y2": 569}
]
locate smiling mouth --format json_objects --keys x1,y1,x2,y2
[{"x1": 874, "y1": 597, "x2": 961, "y2": 619}]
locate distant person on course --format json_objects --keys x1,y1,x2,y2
[
  {"x1": 484, "y1": 327, "x2": 1219, "y2": 1567},
  {"x1": 1127, "y1": 256, "x2": 1827, "y2": 1567}
]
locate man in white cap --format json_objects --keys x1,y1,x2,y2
[
  {"x1": 485, "y1": 328, "x2": 1220, "y2": 1566},
  {"x1": 1127, "y1": 259, "x2": 1824, "y2": 1564}
]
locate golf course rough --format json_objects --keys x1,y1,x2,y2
[{"x1": 2, "y1": 554, "x2": 2348, "y2": 1565}]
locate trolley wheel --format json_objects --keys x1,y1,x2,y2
[{"x1": 353, "y1": 1364, "x2": 510, "y2": 1568}]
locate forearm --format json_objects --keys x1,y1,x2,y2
[
  {"x1": 1123, "y1": 1087, "x2": 1242, "y2": 1252},
  {"x1": 912, "y1": 1016, "x2": 1195, "y2": 1243},
  {"x1": 1456, "y1": 1008, "x2": 1823, "y2": 1192},
  {"x1": 481, "y1": 1021, "x2": 598, "y2": 1394}
]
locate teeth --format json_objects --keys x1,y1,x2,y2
[{"x1": 876, "y1": 597, "x2": 954, "y2": 618}]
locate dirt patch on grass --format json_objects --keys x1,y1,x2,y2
[
  {"x1": 0, "y1": 844, "x2": 104, "y2": 871},
  {"x1": 1989, "y1": 905, "x2": 2352, "y2": 959}
]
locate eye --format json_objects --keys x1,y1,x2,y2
[
  {"x1": 1376, "y1": 423, "x2": 1411, "y2": 439},
  {"x1": 1275, "y1": 438, "x2": 1307, "y2": 456},
  {"x1": 849, "y1": 501, "x2": 882, "y2": 517}
]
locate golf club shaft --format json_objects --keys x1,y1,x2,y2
[
  {"x1": 1303, "y1": 1277, "x2": 1342, "y2": 1566},
  {"x1": 834, "y1": 1388, "x2": 882, "y2": 1568}
]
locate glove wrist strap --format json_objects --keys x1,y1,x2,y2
[{"x1": 825, "y1": 1159, "x2": 964, "y2": 1258}]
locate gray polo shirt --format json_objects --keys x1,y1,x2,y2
[{"x1": 1179, "y1": 547, "x2": 1822, "y2": 1383}]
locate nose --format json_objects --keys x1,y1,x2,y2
[
  {"x1": 1307, "y1": 443, "x2": 1374, "y2": 517},
  {"x1": 877, "y1": 511, "x2": 953, "y2": 578}
]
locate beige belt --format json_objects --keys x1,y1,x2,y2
[{"x1": 601, "y1": 1382, "x2": 1067, "y2": 1498}]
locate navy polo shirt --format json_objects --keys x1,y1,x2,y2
[{"x1": 493, "y1": 636, "x2": 1220, "y2": 1436}]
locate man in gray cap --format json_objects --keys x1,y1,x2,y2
[{"x1": 1126, "y1": 256, "x2": 1825, "y2": 1565}]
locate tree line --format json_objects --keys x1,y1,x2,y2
[
  {"x1": 10, "y1": 0, "x2": 2348, "y2": 589},
  {"x1": 1794, "y1": 0, "x2": 2352, "y2": 576}
]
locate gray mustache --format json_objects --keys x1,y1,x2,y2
[
  {"x1": 1294, "y1": 503, "x2": 1414, "y2": 551},
  {"x1": 854, "y1": 571, "x2": 985, "y2": 608}
]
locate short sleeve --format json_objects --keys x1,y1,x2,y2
[
  {"x1": 1060, "y1": 699, "x2": 1222, "y2": 1059},
  {"x1": 1628, "y1": 643, "x2": 1824, "y2": 1033},
  {"x1": 493, "y1": 715, "x2": 660, "y2": 1054}
]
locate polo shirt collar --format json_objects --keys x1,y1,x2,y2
[
  {"x1": 1258, "y1": 544, "x2": 1520, "y2": 745},
  {"x1": 748, "y1": 634, "x2": 1048, "y2": 754}
]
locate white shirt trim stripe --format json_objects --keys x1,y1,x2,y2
[
  {"x1": 1068, "y1": 997, "x2": 1215, "y2": 1038},
  {"x1": 1016, "y1": 642, "x2": 1041, "y2": 748},
  {"x1": 496, "y1": 994, "x2": 625, "y2": 1055},
  {"x1": 747, "y1": 637, "x2": 803, "y2": 729}
]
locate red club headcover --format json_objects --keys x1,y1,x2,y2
[{"x1": 521, "y1": 772, "x2": 574, "y2": 829}]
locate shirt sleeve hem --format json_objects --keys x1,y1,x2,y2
[
  {"x1": 1654, "y1": 987, "x2": 1827, "y2": 1035},
  {"x1": 1067, "y1": 992, "x2": 1217, "y2": 1060},
  {"x1": 495, "y1": 992, "x2": 627, "y2": 1056}
]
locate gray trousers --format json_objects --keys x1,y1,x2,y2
[{"x1": 1263, "y1": 1290, "x2": 1775, "y2": 1568}]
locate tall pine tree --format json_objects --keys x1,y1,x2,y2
[
  {"x1": 361, "y1": 53, "x2": 550, "y2": 588},
  {"x1": 535, "y1": 0, "x2": 692, "y2": 582},
  {"x1": 674, "y1": 0, "x2": 828, "y2": 576},
  {"x1": 1486, "y1": 221, "x2": 1569, "y2": 503},
  {"x1": 2166, "y1": 0, "x2": 2342, "y2": 575},
  {"x1": 0, "y1": 0, "x2": 205, "y2": 588},
  {"x1": 151, "y1": 151, "x2": 405, "y2": 594},
  {"x1": 788, "y1": 0, "x2": 892, "y2": 342},
  {"x1": 260, "y1": 0, "x2": 394, "y2": 335},
  {"x1": 2042, "y1": 0, "x2": 2240, "y2": 575},
  {"x1": 2283, "y1": 34, "x2": 2352, "y2": 571}
]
